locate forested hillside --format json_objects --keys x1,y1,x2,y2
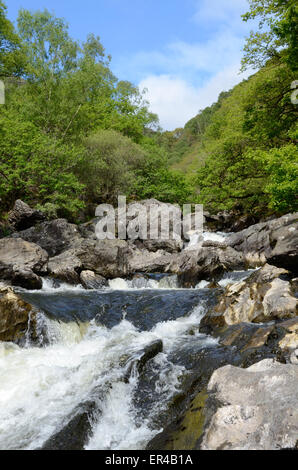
[
  {"x1": 163, "y1": 0, "x2": 298, "y2": 217},
  {"x1": 0, "y1": 0, "x2": 297, "y2": 223},
  {"x1": 0, "y1": 2, "x2": 193, "y2": 223}
]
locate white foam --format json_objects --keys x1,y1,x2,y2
[{"x1": 0, "y1": 298, "x2": 214, "y2": 450}]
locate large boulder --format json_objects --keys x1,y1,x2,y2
[
  {"x1": 227, "y1": 213, "x2": 298, "y2": 271},
  {"x1": 214, "y1": 264, "x2": 297, "y2": 325},
  {"x1": 8, "y1": 200, "x2": 45, "y2": 231},
  {"x1": 128, "y1": 248, "x2": 173, "y2": 274},
  {"x1": 168, "y1": 246, "x2": 244, "y2": 287},
  {"x1": 0, "y1": 286, "x2": 37, "y2": 343},
  {"x1": 47, "y1": 239, "x2": 131, "y2": 281},
  {"x1": 11, "y1": 219, "x2": 82, "y2": 257},
  {"x1": 204, "y1": 210, "x2": 258, "y2": 233},
  {"x1": 48, "y1": 250, "x2": 82, "y2": 284},
  {"x1": 0, "y1": 238, "x2": 48, "y2": 289},
  {"x1": 200, "y1": 359, "x2": 298, "y2": 450}
]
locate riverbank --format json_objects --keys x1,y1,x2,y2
[{"x1": 0, "y1": 200, "x2": 297, "y2": 450}]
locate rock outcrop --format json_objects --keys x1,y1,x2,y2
[
  {"x1": 79, "y1": 271, "x2": 107, "y2": 289},
  {"x1": 227, "y1": 213, "x2": 298, "y2": 271},
  {"x1": 8, "y1": 200, "x2": 45, "y2": 231},
  {"x1": 12, "y1": 219, "x2": 82, "y2": 257},
  {"x1": 168, "y1": 246, "x2": 244, "y2": 287},
  {"x1": 200, "y1": 359, "x2": 298, "y2": 450},
  {"x1": 0, "y1": 238, "x2": 48, "y2": 289},
  {"x1": 0, "y1": 286, "x2": 37, "y2": 343},
  {"x1": 214, "y1": 264, "x2": 297, "y2": 325}
]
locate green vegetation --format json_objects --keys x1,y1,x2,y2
[
  {"x1": 0, "y1": 5, "x2": 194, "y2": 220},
  {"x1": 0, "y1": 1, "x2": 297, "y2": 221},
  {"x1": 164, "y1": 1, "x2": 298, "y2": 217}
]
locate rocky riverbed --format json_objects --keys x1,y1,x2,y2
[{"x1": 0, "y1": 199, "x2": 297, "y2": 450}]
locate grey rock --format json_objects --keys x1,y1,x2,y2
[
  {"x1": 80, "y1": 270, "x2": 107, "y2": 289},
  {"x1": 201, "y1": 359, "x2": 298, "y2": 450},
  {"x1": 227, "y1": 213, "x2": 298, "y2": 271},
  {"x1": 8, "y1": 199, "x2": 45, "y2": 231},
  {"x1": 12, "y1": 219, "x2": 82, "y2": 257},
  {"x1": 168, "y1": 246, "x2": 244, "y2": 286},
  {"x1": 215, "y1": 264, "x2": 297, "y2": 325},
  {"x1": 48, "y1": 250, "x2": 82, "y2": 284},
  {"x1": 0, "y1": 238, "x2": 48, "y2": 289}
]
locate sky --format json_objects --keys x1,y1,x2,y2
[{"x1": 7, "y1": 0, "x2": 255, "y2": 130}]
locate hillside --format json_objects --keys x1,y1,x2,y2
[{"x1": 163, "y1": 60, "x2": 298, "y2": 216}]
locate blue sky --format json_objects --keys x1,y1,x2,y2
[{"x1": 7, "y1": 0, "x2": 254, "y2": 130}]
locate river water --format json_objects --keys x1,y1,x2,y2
[{"x1": 0, "y1": 232, "x2": 255, "y2": 450}]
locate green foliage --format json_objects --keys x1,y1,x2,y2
[
  {"x1": 0, "y1": 1, "x2": 25, "y2": 76},
  {"x1": 254, "y1": 144, "x2": 298, "y2": 212},
  {"x1": 196, "y1": 60, "x2": 297, "y2": 215},
  {"x1": 77, "y1": 129, "x2": 147, "y2": 203},
  {"x1": 241, "y1": 0, "x2": 298, "y2": 71},
  {"x1": 133, "y1": 139, "x2": 196, "y2": 205},
  {"x1": 0, "y1": 7, "x2": 165, "y2": 219},
  {"x1": 0, "y1": 108, "x2": 84, "y2": 218},
  {"x1": 0, "y1": 4, "x2": 295, "y2": 221}
]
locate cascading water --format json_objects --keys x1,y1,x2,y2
[{"x1": 0, "y1": 233, "x2": 255, "y2": 451}]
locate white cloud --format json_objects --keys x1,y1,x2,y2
[
  {"x1": 193, "y1": 0, "x2": 249, "y2": 26},
  {"x1": 126, "y1": 1, "x2": 255, "y2": 130},
  {"x1": 140, "y1": 65, "x2": 251, "y2": 130}
]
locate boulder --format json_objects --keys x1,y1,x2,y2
[
  {"x1": 168, "y1": 246, "x2": 244, "y2": 287},
  {"x1": 200, "y1": 359, "x2": 298, "y2": 450},
  {"x1": 79, "y1": 271, "x2": 107, "y2": 289},
  {"x1": 128, "y1": 248, "x2": 173, "y2": 274},
  {"x1": 46, "y1": 238, "x2": 131, "y2": 280},
  {"x1": 227, "y1": 213, "x2": 298, "y2": 271},
  {"x1": 12, "y1": 219, "x2": 82, "y2": 257},
  {"x1": 278, "y1": 318, "x2": 298, "y2": 352},
  {"x1": 0, "y1": 238, "x2": 48, "y2": 289},
  {"x1": 215, "y1": 264, "x2": 297, "y2": 325},
  {"x1": 204, "y1": 210, "x2": 257, "y2": 233},
  {"x1": 124, "y1": 340, "x2": 163, "y2": 381},
  {"x1": 48, "y1": 250, "x2": 82, "y2": 284},
  {"x1": 0, "y1": 286, "x2": 37, "y2": 343},
  {"x1": 8, "y1": 199, "x2": 45, "y2": 231},
  {"x1": 141, "y1": 239, "x2": 183, "y2": 253}
]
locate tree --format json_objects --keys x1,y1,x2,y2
[
  {"x1": 77, "y1": 130, "x2": 147, "y2": 204},
  {"x1": 241, "y1": 0, "x2": 298, "y2": 71},
  {"x1": 0, "y1": 1, "x2": 24, "y2": 76}
]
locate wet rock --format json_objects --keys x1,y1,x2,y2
[
  {"x1": 11, "y1": 219, "x2": 82, "y2": 257},
  {"x1": 0, "y1": 238, "x2": 48, "y2": 289},
  {"x1": 227, "y1": 213, "x2": 298, "y2": 271},
  {"x1": 278, "y1": 318, "x2": 298, "y2": 351},
  {"x1": 11, "y1": 268, "x2": 43, "y2": 290},
  {"x1": 200, "y1": 359, "x2": 298, "y2": 450},
  {"x1": 141, "y1": 239, "x2": 183, "y2": 253},
  {"x1": 0, "y1": 286, "x2": 37, "y2": 342},
  {"x1": 124, "y1": 340, "x2": 163, "y2": 381},
  {"x1": 48, "y1": 250, "x2": 82, "y2": 284},
  {"x1": 40, "y1": 401, "x2": 97, "y2": 450},
  {"x1": 290, "y1": 349, "x2": 298, "y2": 364},
  {"x1": 168, "y1": 246, "x2": 244, "y2": 287},
  {"x1": 203, "y1": 211, "x2": 257, "y2": 233},
  {"x1": 215, "y1": 264, "x2": 297, "y2": 325},
  {"x1": 80, "y1": 271, "x2": 107, "y2": 289},
  {"x1": 128, "y1": 248, "x2": 173, "y2": 273},
  {"x1": 8, "y1": 200, "x2": 45, "y2": 231}
]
